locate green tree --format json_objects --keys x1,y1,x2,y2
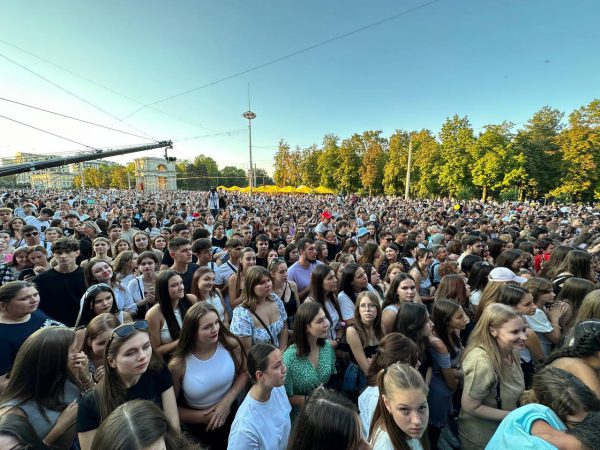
[
  {"x1": 220, "y1": 166, "x2": 248, "y2": 187},
  {"x1": 361, "y1": 139, "x2": 386, "y2": 195},
  {"x1": 334, "y1": 135, "x2": 362, "y2": 193},
  {"x1": 438, "y1": 115, "x2": 476, "y2": 197},
  {"x1": 383, "y1": 130, "x2": 410, "y2": 195},
  {"x1": 317, "y1": 134, "x2": 340, "y2": 189},
  {"x1": 273, "y1": 140, "x2": 293, "y2": 186},
  {"x1": 410, "y1": 129, "x2": 442, "y2": 198},
  {"x1": 254, "y1": 168, "x2": 274, "y2": 185},
  {"x1": 299, "y1": 145, "x2": 322, "y2": 188}
]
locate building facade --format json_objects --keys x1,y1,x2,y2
[{"x1": 133, "y1": 157, "x2": 177, "y2": 191}]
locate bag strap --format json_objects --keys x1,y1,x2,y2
[
  {"x1": 495, "y1": 378, "x2": 502, "y2": 409},
  {"x1": 250, "y1": 310, "x2": 275, "y2": 345}
]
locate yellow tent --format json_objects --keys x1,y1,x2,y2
[
  {"x1": 217, "y1": 185, "x2": 227, "y2": 190},
  {"x1": 239, "y1": 186, "x2": 251, "y2": 193},
  {"x1": 295, "y1": 185, "x2": 314, "y2": 194},
  {"x1": 314, "y1": 185, "x2": 335, "y2": 194},
  {"x1": 254, "y1": 185, "x2": 269, "y2": 193},
  {"x1": 226, "y1": 186, "x2": 240, "y2": 191},
  {"x1": 281, "y1": 186, "x2": 296, "y2": 193}
]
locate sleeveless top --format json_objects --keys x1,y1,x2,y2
[
  {"x1": 160, "y1": 308, "x2": 183, "y2": 344},
  {"x1": 204, "y1": 292, "x2": 226, "y2": 322},
  {"x1": 281, "y1": 282, "x2": 298, "y2": 318},
  {"x1": 182, "y1": 343, "x2": 235, "y2": 409}
]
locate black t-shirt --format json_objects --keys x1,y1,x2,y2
[
  {"x1": 77, "y1": 364, "x2": 173, "y2": 432},
  {"x1": 211, "y1": 235, "x2": 227, "y2": 249},
  {"x1": 36, "y1": 267, "x2": 87, "y2": 327},
  {"x1": 175, "y1": 263, "x2": 199, "y2": 294},
  {"x1": 161, "y1": 249, "x2": 198, "y2": 267}
]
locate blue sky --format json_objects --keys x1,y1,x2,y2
[{"x1": 1, "y1": 0, "x2": 599, "y2": 174}]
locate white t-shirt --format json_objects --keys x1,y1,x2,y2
[
  {"x1": 337, "y1": 291, "x2": 355, "y2": 321},
  {"x1": 358, "y1": 385, "x2": 379, "y2": 437},
  {"x1": 228, "y1": 385, "x2": 291, "y2": 450},
  {"x1": 371, "y1": 428, "x2": 423, "y2": 450}
]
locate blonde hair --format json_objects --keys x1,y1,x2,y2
[{"x1": 575, "y1": 291, "x2": 600, "y2": 324}]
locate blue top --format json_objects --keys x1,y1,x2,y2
[{"x1": 486, "y1": 403, "x2": 566, "y2": 450}]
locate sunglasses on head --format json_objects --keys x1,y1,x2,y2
[{"x1": 107, "y1": 320, "x2": 150, "y2": 349}]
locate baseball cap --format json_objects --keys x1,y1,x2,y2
[
  {"x1": 488, "y1": 267, "x2": 527, "y2": 283},
  {"x1": 357, "y1": 227, "x2": 369, "y2": 238},
  {"x1": 430, "y1": 233, "x2": 445, "y2": 245},
  {"x1": 321, "y1": 211, "x2": 333, "y2": 219}
]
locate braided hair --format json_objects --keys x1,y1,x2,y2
[{"x1": 545, "y1": 320, "x2": 600, "y2": 365}]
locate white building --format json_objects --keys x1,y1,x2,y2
[{"x1": 134, "y1": 157, "x2": 177, "y2": 191}]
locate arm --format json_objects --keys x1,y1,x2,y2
[
  {"x1": 297, "y1": 284, "x2": 310, "y2": 302},
  {"x1": 216, "y1": 290, "x2": 230, "y2": 325},
  {"x1": 346, "y1": 326, "x2": 370, "y2": 375},
  {"x1": 530, "y1": 420, "x2": 583, "y2": 450},
  {"x1": 161, "y1": 387, "x2": 180, "y2": 433},
  {"x1": 146, "y1": 307, "x2": 179, "y2": 356},
  {"x1": 461, "y1": 390, "x2": 509, "y2": 422},
  {"x1": 526, "y1": 329, "x2": 545, "y2": 362},
  {"x1": 228, "y1": 274, "x2": 242, "y2": 308},
  {"x1": 278, "y1": 322, "x2": 288, "y2": 352},
  {"x1": 381, "y1": 309, "x2": 397, "y2": 335},
  {"x1": 409, "y1": 270, "x2": 424, "y2": 304},
  {"x1": 289, "y1": 281, "x2": 301, "y2": 313},
  {"x1": 431, "y1": 340, "x2": 461, "y2": 391}
]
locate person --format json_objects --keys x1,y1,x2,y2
[
  {"x1": 0, "y1": 327, "x2": 92, "y2": 448},
  {"x1": 364, "y1": 262, "x2": 385, "y2": 304},
  {"x1": 0, "y1": 413, "x2": 46, "y2": 450},
  {"x1": 287, "y1": 238, "x2": 319, "y2": 301},
  {"x1": 459, "y1": 303, "x2": 526, "y2": 449},
  {"x1": 368, "y1": 363, "x2": 430, "y2": 450},
  {"x1": 83, "y1": 258, "x2": 137, "y2": 317},
  {"x1": 0, "y1": 280, "x2": 62, "y2": 379},
  {"x1": 112, "y1": 238, "x2": 132, "y2": 258},
  {"x1": 84, "y1": 237, "x2": 113, "y2": 265},
  {"x1": 283, "y1": 302, "x2": 336, "y2": 421},
  {"x1": 168, "y1": 237, "x2": 199, "y2": 294},
  {"x1": 343, "y1": 292, "x2": 384, "y2": 399},
  {"x1": 408, "y1": 248, "x2": 435, "y2": 305},
  {"x1": 270, "y1": 257, "x2": 299, "y2": 329},
  {"x1": 284, "y1": 243, "x2": 299, "y2": 267},
  {"x1": 191, "y1": 266, "x2": 229, "y2": 324},
  {"x1": 427, "y1": 299, "x2": 469, "y2": 448},
  {"x1": 91, "y1": 399, "x2": 194, "y2": 450},
  {"x1": 18, "y1": 245, "x2": 51, "y2": 281},
  {"x1": 552, "y1": 250, "x2": 597, "y2": 295},
  {"x1": 111, "y1": 250, "x2": 138, "y2": 287},
  {"x1": 168, "y1": 303, "x2": 246, "y2": 447},
  {"x1": 147, "y1": 270, "x2": 197, "y2": 357},
  {"x1": 554, "y1": 277, "x2": 597, "y2": 336},
  {"x1": 132, "y1": 230, "x2": 162, "y2": 262},
  {"x1": 228, "y1": 247, "x2": 257, "y2": 308},
  {"x1": 394, "y1": 302, "x2": 434, "y2": 382},
  {"x1": 466, "y1": 261, "x2": 493, "y2": 308},
  {"x1": 215, "y1": 238, "x2": 244, "y2": 316},
  {"x1": 80, "y1": 313, "x2": 120, "y2": 383},
  {"x1": 304, "y1": 263, "x2": 344, "y2": 344},
  {"x1": 128, "y1": 250, "x2": 160, "y2": 318},
  {"x1": 231, "y1": 266, "x2": 288, "y2": 353},
  {"x1": 228, "y1": 343, "x2": 291, "y2": 450},
  {"x1": 287, "y1": 388, "x2": 369, "y2": 450},
  {"x1": 382, "y1": 262, "x2": 403, "y2": 293},
  {"x1": 544, "y1": 320, "x2": 600, "y2": 398},
  {"x1": 77, "y1": 320, "x2": 179, "y2": 450},
  {"x1": 495, "y1": 249, "x2": 525, "y2": 274},
  {"x1": 35, "y1": 238, "x2": 87, "y2": 327},
  {"x1": 381, "y1": 273, "x2": 417, "y2": 334},
  {"x1": 533, "y1": 240, "x2": 554, "y2": 274},
  {"x1": 434, "y1": 273, "x2": 470, "y2": 312},
  {"x1": 208, "y1": 186, "x2": 220, "y2": 218},
  {"x1": 74, "y1": 283, "x2": 131, "y2": 333},
  {"x1": 358, "y1": 333, "x2": 420, "y2": 438},
  {"x1": 337, "y1": 263, "x2": 370, "y2": 325}
]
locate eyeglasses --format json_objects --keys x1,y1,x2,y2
[
  {"x1": 106, "y1": 320, "x2": 150, "y2": 349},
  {"x1": 24, "y1": 232, "x2": 39, "y2": 237},
  {"x1": 359, "y1": 303, "x2": 377, "y2": 310}
]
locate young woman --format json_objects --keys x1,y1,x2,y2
[
  {"x1": 270, "y1": 257, "x2": 300, "y2": 329},
  {"x1": 544, "y1": 319, "x2": 600, "y2": 398},
  {"x1": 168, "y1": 303, "x2": 246, "y2": 448},
  {"x1": 267, "y1": 248, "x2": 279, "y2": 266},
  {"x1": 112, "y1": 238, "x2": 132, "y2": 258},
  {"x1": 145, "y1": 216, "x2": 162, "y2": 238},
  {"x1": 487, "y1": 366, "x2": 600, "y2": 449},
  {"x1": 495, "y1": 249, "x2": 525, "y2": 274},
  {"x1": 228, "y1": 247, "x2": 257, "y2": 309},
  {"x1": 459, "y1": 303, "x2": 526, "y2": 449},
  {"x1": 132, "y1": 231, "x2": 162, "y2": 262},
  {"x1": 288, "y1": 388, "x2": 369, "y2": 450},
  {"x1": 0, "y1": 327, "x2": 93, "y2": 448},
  {"x1": 80, "y1": 313, "x2": 120, "y2": 384},
  {"x1": 552, "y1": 250, "x2": 597, "y2": 295},
  {"x1": 0, "y1": 247, "x2": 30, "y2": 285},
  {"x1": 283, "y1": 302, "x2": 336, "y2": 421},
  {"x1": 304, "y1": 264, "x2": 344, "y2": 345},
  {"x1": 382, "y1": 262, "x2": 404, "y2": 293},
  {"x1": 284, "y1": 243, "x2": 299, "y2": 267},
  {"x1": 152, "y1": 235, "x2": 168, "y2": 253},
  {"x1": 42, "y1": 227, "x2": 63, "y2": 256},
  {"x1": 358, "y1": 333, "x2": 420, "y2": 438},
  {"x1": 466, "y1": 261, "x2": 493, "y2": 308},
  {"x1": 147, "y1": 270, "x2": 197, "y2": 357},
  {"x1": 363, "y1": 262, "x2": 385, "y2": 304},
  {"x1": 337, "y1": 263, "x2": 370, "y2": 325},
  {"x1": 7, "y1": 217, "x2": 25, "y2": 248},
  {"x1": 128, "y1": 251, "x2": 159, "y2": 319},
  {"x1": 554, "y1": 277, "x2": 597, "y2": 336},
  {"x1": 343, "y1": 292, "x2": 384, "y2": 399},
  {"x1": 315, "y1": 240, "x2": 329, "y2": 264},
  {"x1": 191, "y1": 266, "x2": 229, "y2": 324},
  {"x1": 84, "y1": 258, "x2": 137, "y2": 316},
  {"x1": 91, "y1": 400, "x2": 194, "y2": 450},
  {"x1": 434, "y1": 273, "x2": 470, "y2": 312},
  {"x1": 77, "y1": 320, "x2": 180, "y2": 450},
  {"x1": 428, "y1": 300, "x2": 469, "y2": 448},
  {"x1": 369, "y1": 363, "x2": 430, "y2": 450},
  {"x1": 379, "y1": 243, "x2": 401, "y2": 279},
  {"x1": 111, "y1": 250, "x2": 137, "y2": 287},
  {"x1": 533, "y1": 240, "x2": 554, "y2": 274},
  {"x1": 74, "y1": 284, "x2": 131, "y2": 333},
  {"x1": 381, "y1": 273, "x2": 417, "y2": 334},
  {"x1": 408, "y1": 249, "x2": 435, "y2": 304},
  {"x1": 18, "y1": 245, "x2": 51, "y2": 280},
  {"x1": 394, "y1": 302, "x2": 434, "y2": 382},
  {"x1": 228, "y1": 343, "x2": 292, "y2": 450},
  {"x1": 358, "y1": 242, "x2": 382, "y2": 267},
  {"x1": 538, "y1": 245, "x2": 572, "y2": 281}
]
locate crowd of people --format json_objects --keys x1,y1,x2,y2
[{"x1": 1, "y1": 186, "x2": 600, "y2": 449}]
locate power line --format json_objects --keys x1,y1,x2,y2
[
  {"x1": 173, "y1": 128, "x2": 247, "y2": 142},
  {"x1": 0, "y1": 97, "x2": 158, "y2": 142},
  {"x1": 118, "y1": 0, "x2": 445, "y2": 120}
]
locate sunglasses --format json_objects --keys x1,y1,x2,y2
[
  {"x1": 25, "y1": 232, "x2": 39, "y2": 237},
  {"x1": 107, "y1": 320, "x2": 150, "y2": 349}
]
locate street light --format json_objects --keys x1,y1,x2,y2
[{"x1": 242, "y1": 110, "x2": 256, "y2": 195}]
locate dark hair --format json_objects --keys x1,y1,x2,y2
[
  {"x1": 293, "y1": 302, "x2": 326, "y2": 357},
  {"x1": 539, "y1": 245, "x2": 573, "y2": 280},
  {"x1": 51, "y1": 237, "x2": 80, "y2": 253},
  {"x1": 288, "y1": 388, "x2": 361, "y2": 450},
  {"x1": 394, "y1": 302, "x2": 430, "y2": 358},
  {"x1": 247, "y1": 342, "x2": 278, "y2": 384},
  {"x1": 401, "y1": 240, "x2": 419, "y2": 258},
  {"x1": 75, "y1": 284, "x2": 119, "y2": 329},
  {"x1": 366, "y1": 333, "x2": 419, "y2": 386},
  {"x1": 495, "y1": 249, "x2": 524, "y2": 274},
  {"x1": 487, "y1": 238, "x2": 506, "y2": 261},
  {"x1": 0, "y1": 280, "x2": 35, "y2": 306},
  {"x1": 382, "y1": 273, "x2": 415, "y2": 309},
  {"x1": 460, "y1": 254, "x2": 482, "y2": 275},
  {"x1": 566, "y1": 411, "x2": 600, "y2": 450},
  {"x1": 498, "y1": 284, "x2": 530, "y2": 307},
  {"x1": 338, "y1": 263, "x2": 366, "y2": 304},
  {"x1": 168, "y1": 237, "x2": 190, "y2": 252},
  {"x1": 191, "y1": 238, "x2": 212, "y2": 254},
  {"x1": 467, "y1": 261, "x2": 493, "y2": 292},
  {"x1": 137, "y1": 250, "x2": 159, "y2": 265},
  {"x1": 296, "y1": 237, "x2": 314, "y2": 253},
  {"x1": 432, "y1": 300, "x2": 462, "y2": 358},
  {"x1": 309, "y1": 264, "x2": 342, "y2": 327},
  {"x1": 545, "y1": 320, "x2": 600, "y2": 366},
  {"x1": 155, "y1": 270, "x2": 193, "y2": 341},
  {"x1": 0, "y1": 414, "x2": 45, "y2": 450}
]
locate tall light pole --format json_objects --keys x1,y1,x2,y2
[{"x1": 242, "y1": 110, "x2": 256, "y2": 195}]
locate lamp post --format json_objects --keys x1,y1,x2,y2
[{"x1": 242, "y1": 110, "x2": 256, "y2": 195}]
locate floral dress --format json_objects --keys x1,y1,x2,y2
[{"x1": 230, "y1": 294, "x2": 287, "y2": 347}]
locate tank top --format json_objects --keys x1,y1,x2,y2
[
  {"x1": 281, "y1": 282, "x2": 298, "y2": 318},
  {"x1": 160, "y1": 308, "x2": 183, "y2": 344},
  {"x1": 204, "y1": 292, "x2": 226, "y2": 322},
  {"x1": 182, "y1": 343, "x2": 235, "y2": 409}
]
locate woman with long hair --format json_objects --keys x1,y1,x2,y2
[
  {"x1": 315, "y1": 240, "x2": 330, "y2": 265},
  {"x1": 363, "y1": 262, "x2": 385, "y2": 304},
  {"x1": 0, "y1": 414, "x2": 46, "y2": 450},
  {"x1": 147, "y1": 270, "x2": 197, "y2": 357},
  {"x1": 74, "y1": 284, "x2": 131, "y2": 333},
  {"x1": 466, "y1": 261, "x2": 493, "y2": 308},
  {"x1": 337, "y1": 263, "x2": 370, "y2": 326},
  {"x1": 191, "y1": 266, "x2": 229, "y2": 324},
  {"x1": 358, "y1": 242, "x2": 382, "y2": 267},
  {"x1": 342, "y1": 292, "x2": 384, "y2": 399},
  {"x1": 228, "y1": 247, "x2": 256, "y2": 309},
  {"x1": 487, "y1": 238, "x2": 506, "y2": 264},
  {"x1": 128, "y1": 251, "x2": 159, "y2": 319},
  {"x1": 408, "y1": 248, "x2": 435, "y2": 304},
  {"x1": 555, "y1": 277, "x2": 597, "y2": 336},
  {"x1": 394, "y1": 302, "x2": 434, "y2": 382},
  {"x1": 145, "y1": 215, "x2": 162, "y2": 238},
  {"x1": 381, "y1": 273, "x2": 417, "y2": 334},
  {"x1": 111, "y1": 250, "x2": 137, "y2": 287},
  {"x1": 0, "y1": 327, "x2": 93, "y2": 448},
  {"x1": 82, "y1": 237, "x2": 113, "y2": 265},
  {"x1": 168, "y1": 303, "x2": 246, "y2": 448},
  {"x1": 0, "y1": 246, "x2": 30, "y2": 285},
  {"x1": 230, "y1": 266, "x2": 288, "y2": 353},
  {"x1": 7, "y1": 217, "x2": 25, "y2": 248},
  {"x1": 270, "y1": 257, "x2": 300, "y2": 329},
  {"x1": 18, "y1": 245, "x2": 51, "y2": 281},
  {"x1": 379, "y1": 243, "x2": 400, "y2": 280},
  {"x1": 284, "y1": 243, "x2": 299, "y2": 267},
  {"x1": 132, "y1": 231, "x2": 162, "y2": 262},
  {"x1": 111, "y1": 238, "x2": 132, "y2": 258},
  {"x1": 369, "y1": 363, "x2": 430, "y2": 450},
  {"x1": 428, "y1": 300, "x2": 469, "y2": 447},
  {"x1": 382, "y1": 262, "x2": 404, "y2": 293},
  {"x1": 495, "y1": 249, "x2": 525, "y2": 274},
  {"x1": 358, "y1": 333, "x2": 420, "y2": 438},
  {"x1": 228, "y1": 343, "x2": 291, "y2": 450},
  {"x1": 83, "y1": 258, "x2": 137, "y2": 316},
  {"x1": 434, "y1": 273, "x2": 470, "y2": 311},
  {"x1": 80, "y1": 313, "x2": 120, "y2": 384},
  {"x1": 459, "y1": 304, "x2": 526, "y2": 449},
  {"x1": 152, "y1": 235, "x2": 168, "y2": 253},
  {"x1": 552, "y1": 250, "x2": 598, "y2": 295},
  {"x1": 77, "y1": 320, "x2": 179, "y2": 450},
  {"x1": 533, "y1": 240, "x2": 554, "y2": 274},
  {"x1": 572, "y1": 291, "x2": 600, "y2": 331},
  {"x1": 283, "y1": 302, "x2": 336, "y2": 421},
  {"x1": 305, "y1": 264, "x2": 344, "y2": 344}
]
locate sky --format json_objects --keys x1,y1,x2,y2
[{"x1": 1, "y1": 0, "x2": 599, "y2": 175}]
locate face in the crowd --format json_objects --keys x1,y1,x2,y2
[
  {"x1": 0, "y1": 210, "x2": 12, "y2": 223},
  {"x1": 109, "y1": 331, "x2": 152, "y2": 377},
  {"x1": 92, "y1": 291, "x2": 114, "y2": 315},
  {"x1": 44, "y1": 229, "x2": 60, "y2": 242},
  {"x1": 120, "y1": 218, "x2": 132, "y2": 230},
  {"x1": 421, "y1": 313, "x2": 434, "y2": 337},
  {"x1": 419, "y1": 252, "x2": 434, "y2": 266},
  {"x1": 109, "y1": 228, "x2": 122, "y2": 240},
  {"x1": 490, "y1": 317, "x2": 527, "y2": 351},
  {"x1": 0, "y1": 232, "x2": 10, "y2": 244},
  {"x1": 435, "y1": 248, "x2": 448, "y2": 262},
  {"x1": 367, "y1": 224, "x2": 376, "y2": 236},
  {"x1": 388, "y1": 267, "x2": 402, "y2": 283},
  {"x1": 288, "y1": 248, "x2": 299, "y2": 263},
  {"x1": 385, "y1": 247, "x2": 398, "y2": 261},
  {"x1": 537, "y1": 288, "x2": 555, "y2": 305},
  {"x1": 370, "y1": 267, "x2": 381, "y2": 285},
  {"x1": 267, "y1": 250, "x2": 279, "y2": 266},
  {"x1": 195, "y1": 248, "x2": 212, "y2": 266},
  {"x1": 160, "y1": 229, "x2": 171, "y2": 240},
  {"x1": 258, "y1": 349, "x2": 287, "y2": 388},
  {"x1": 254, "y1": 275, "x2": 273, "y2": 298},
  {"x1": 134, "y1": 234, "x2": 149, "y2": 250},
  {"x1": 89, "y1": 330, "x2": 111, "y2": 357},
  {"x1": 511, "y1": 256, "x2": 524, "y2": 271},
  {"x1": 515, "y1": 293, "x2": 537, "y2": 316},
  {"x1": 214, "y1": 225, "x2": 224, "y2": 238},
  {"x1": 167, "y1": 275, "x2": 185, "y2": 300},
  {"x1": 24, "y1": 230, "x2": 40, "y2": 245},
  {"x1": 117, "y1": 241, "x2": 130, "y2": 253},
  {"x1": 197, "y1": 271, "x2": 215, "y2": 293},
  {"x1": 469, "y1": 241, "x2": 484, "y2": 255},
  {"x1": 172, "y1": 244, "x2": 192, "y2": 264},
  {"x1": 3, "y1": 286, "x2": 39, "y2": 318},
  {"x1": 397, "y1": 279, "x2": 417, "y2": 303},
  {"x1": 306, "y1": 308, "x2": 329, "y2": 339},
  {"x1": 27, "y1": 250, "x2": 46, "y2": 267},
  {"x1": 325, "y1": 231, "x2": 337, "y2": 244},
  {"x1": 270, "y1": 226, "x2": 281, "y2": 238},
  {"x1": 395, "y1": 232, "x2": 408, "y2": 243},
  {"x1": 94, "y1": 240, "x2": 109, "y2": 255},
  {"x1": 272, "y1": 262, "x2": 288, "y2": 285},
  {"x1": 303, "y1": 243, "x2": 317, "y2": 263},
  {"x1": 323, "y1": 270, "x2": 338, "y2": 293},
  {"x1": 448, "y1": 306, "x2": 470, "y2": 331},
  {"x1": 383, "y1": 387, "x2": 429, "y2": 440},
  {"x1": 54, "y1": 250, "x2": 79, "y2": 269},
  {"x1": 91, "y1": 261, "x2": 113, "y2": 282},
  {"x1": 176, "y1": 228, "x2": 191, "y2": 239},
  {"x1": 10, "y1": 219, "x2": 24, "y2": 231},
  {"x1": 197, "y1": 311, "x2": 220, "y2": 345},
  {"x1": 358, "y1": 296, "x2": 378, "y2": 324},
  {"x1": 241, "y1": 229, "x2": 252, "y2": 243},
  {"x1": 153, "y1": 236, "x2": 167, "y2": 250},
  {"x1": 319, "y1": 245, "x2": 329, "y2": 261},
  {"x1": 351, "y1": 267, "x2": 368, "y2": 291},
  {"x1": 242, "y1": 251, "x2": 257, "y2": 270},
  {"x1": 256, "y1": 240, "x2": 269, "y2": 255}
]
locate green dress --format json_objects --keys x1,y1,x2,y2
[{"x1": 283, "y1": 341, "x2": 336, "y2": 421}]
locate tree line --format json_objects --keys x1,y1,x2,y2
[{"x1": 272, "y1": 99, "x2": 600, "y2": 201}]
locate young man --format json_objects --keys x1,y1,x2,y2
[
  {"x1": 118, "y1": 215, "x2": 138, "y2": 243},
  {"x1": 20, "y1": 225, "x2": 41, "y2": 247},
  {"x1": 63, "y1": 213, "x2": 80, "y2": 237},
  {"x1": 168, "y1": 237, "x2": 198, "y2": 294},
  {"x1": 267, "y1": 223, "x2": 286, "y2": 250},
  {"x1": 215, "y1": 238, "x2": 244, "y2": 317},
  {"x1": 287, "y1": 238, "x2": 319, "y2": 301},
  {"x1": 430, "y1": 245, "x2": 448, "y2": 288},
  {"x1": 192, "y1": 238, "x2": 217, "y2": 270},
  {"x1": 159, "y1": 224, "x2": 194, "y2": 270},
  {"x1": 457, "y1": 236, "x2": 484, "y2": 265},
  {"x1": 254, "y1": 234, "x2": 270, "y2": 268},
  {"x1": 35, "y1": 238, "x2": 87, "y2": 327},
  {"x1": 25, "y1": 207, "x2": 54, "y2": 237},
  {"x1": 393, "y1": 226, "x2": 409, "y2": 252},
  {"x1": 314, "y1": 211, "x2": 334, "y2": 240}
]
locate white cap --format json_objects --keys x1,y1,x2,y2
[{"x1": 488, "y1": 267, "x2": 527, "y2": 283}]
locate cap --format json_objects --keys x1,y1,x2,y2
[
  {"x1": 321, "y1": 211, "x2": 333, "y2": 219},
  {"x1": 430, "y1": 233, "x2": 445, "y2": 245},
  {"x1": 357, "y1": 227, "x2": 369, "y2": 238},
  {"x1": 192, "y1": 212, "x2": 200, "y2": 218},
  {"x1": 488, "y1": 267, "x2": 527, "y2": 283},
  {"x1": 369, "y1": 214, "x2": 377, "y2": 222}
]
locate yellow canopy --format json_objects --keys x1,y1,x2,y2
[
  {"x1": 225, "y1": 186, "x2": 240, "y2": 191},
  {"x1": 281, "y1": 186, "x2": 296, "y2": 193},
  {"x1": 314, "y1": 185, "x2": 335, "y2": 194},
  {"x1": 217, "y1": 185, "x2": 227, "y2": 190},
  {"x1": 295, "y1": 185, "x2": 314, "y2": 194},
  {"x1": 239, "y1": 186, "x2": 251, "y2": 193}
]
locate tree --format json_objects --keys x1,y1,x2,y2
[
  {"x1": 254, "y1": 168, "x2": 274, "y2": 185},
  {"x1": 317, "y1": 134, "x2": 340, "y2": 189},
  {"x1": 438, "y1": 115, "x2": 476, "y2": 197},
  {"x1": 361, "y1": 139, "x2": 386, "y2": 195},
  {"x1": 334, "y1": 135, "x2": 362, "y2": 193},
  {"x1": 220, "y1": 166, "x2": 247, "y2": 187},
  {"x1": 299, "y1": 145, "x2": 322, "y2": 188},
  {"x1": 383, "y1": 130, "x2": 410, "y2": 195},
  {"x1": 273, "y1": 140, "x2": 292, "y2": 186},
  {"x1": 409, "y1": 129, "x2": 442, "y2": 198}
]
